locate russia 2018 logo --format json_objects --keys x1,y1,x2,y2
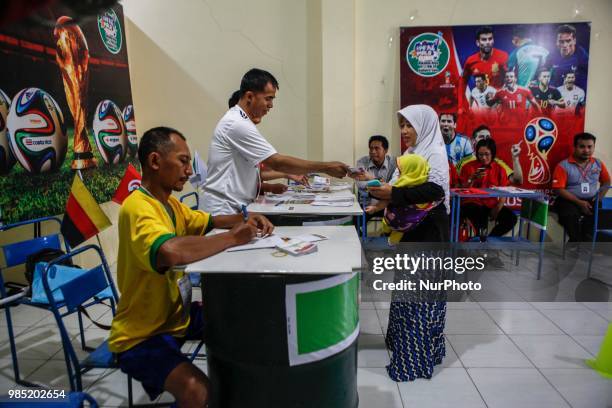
[
  {"x1": 97, "y1": 8, "x2": 122, "y2": 54},
  {"x1": 406, "y1": 32, "x2": 450, "y2": 77},
  {"x1": 524, "y1": 117, "x2": 557, "y2": 185}
]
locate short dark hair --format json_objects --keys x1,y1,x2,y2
[
  {"x1": 512, "y1": 25, "x2": 529, "y2": 39},
  {"x1": 240, "y1": 68, "x2": 279, "y2": 95},
  {"x1": 138, "y1": 126, "x2": 186, "y2": 168},
  {"x1": 439, "y1": 112, "x2": 457, "y2": 123},
  {"x1": 475, "y1": 26, "x2": 493, "y2": 40},
  {"x1": 472, "y1": 124, "x2": 491, "y2": 138},
  {"x1": 368, "y1": 135, "x2": 389, "y2": 150},
  {"x1": 557, "y1": 24, "x2": 576, "y2": 38},
  {"x1": 228, "y1": 90, "x2": 241, "y2": 108},
  {"x1": 475, "y1": 138, "x2": 497, "y2": 159},
  {"x1": 574, "y1": 132, "x2": 596, "y2": 146},
  {"x1": 473, "y1": 73, "x2": 487, "y2": 82}
]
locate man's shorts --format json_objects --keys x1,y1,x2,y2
[{"x1": 116, "y1": 301, "x2": 205, "y2": 401}]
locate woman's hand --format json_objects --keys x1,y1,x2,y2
[
  {"x1": 288, "y1": 174, "x2": 310, "y2": 186},
  {"x1": 368, "y1": 183, "x2": 392, "y2": 200},
  {"x1": 351, "y1": 171, "x2": 374, "y2": 181}
]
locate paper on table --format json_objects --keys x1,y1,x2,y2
[
  {"x1": 312, "y1": 201, "x2": 353, "y2": 207},
  {"x1": 226, "y1": 235, "x2": 285, "y2": 252},
  {"x1": 226, "y1": 233, "x2": 327, "y2": 252}
]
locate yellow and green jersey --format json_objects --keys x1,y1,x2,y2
[{"x1": 108, "y1": 188, "x2": 213, "y2": 353}]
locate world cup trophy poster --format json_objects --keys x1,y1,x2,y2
[
  {"x1": 400, "y1": 23, "x2": 590, "y2": 206},
  {"x1": 0, "y1": 3, "x2": 138, "y2": 224}
]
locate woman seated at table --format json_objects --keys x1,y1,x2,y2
[{"x1": 458, "y1": 138, "x2": 517, "y2": 237}]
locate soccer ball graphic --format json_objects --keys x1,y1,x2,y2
[
  {"x1": 0, "y1": 89, "x2": 16, "y2": 174},
  {"x1": 523, "y1": 117, "x2": 557, "y2": 185},
  {"x1": 93, "y1": 99, "x2": 127, "y2": 165},
  {"x1": 6, "y1": 87, "x2": 67, "y2": 173},
  {"x1": 122, "y1": 104, "x2": 137, "y2": 157}
]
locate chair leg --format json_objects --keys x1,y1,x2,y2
[
  {"x1": 77, "y1": 309, "x2": 87, "y2": 351},
  {"x1": 587, "y1": 231, "x2": 598, "y2": 278},
  {"x1": 128, "y1": 374, "x2": 134, "y2": 408},
  {"x1": 562, "y1": 228, "x2": 567, "y2": 260}
]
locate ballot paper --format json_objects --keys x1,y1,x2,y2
[{"x1": 226, "y1": 233, "x2": 327, "y2": 252}]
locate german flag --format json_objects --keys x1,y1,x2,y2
[{"x1": 61, "y1": 175, "x2": 111, "y2": 248}]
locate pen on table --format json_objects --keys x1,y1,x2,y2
[
  {"x1": 275, "y1": 200, "x2": 285, "y2": 207},
  {"x1": 241, "y1": 204, "x2": 249, "y2": 222}
]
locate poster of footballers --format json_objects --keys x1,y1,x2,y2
[
  {"x1": 400, "y1": 23, "x2": 590, "y2": 203},
  {"x1": 0, "y1": 3, "x2": 138, "y2": 224}
]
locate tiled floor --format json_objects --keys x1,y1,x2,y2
[{"x1": 1, "y1": 298, "x2": 611, "y2": 406}]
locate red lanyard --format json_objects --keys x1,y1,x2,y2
[{"x1": 575, "y1": 161, "x2": 594, "y2": 183}]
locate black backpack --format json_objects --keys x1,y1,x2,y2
[{"x1": 25, "y1": 248, "x2": 74, "y2": 286}]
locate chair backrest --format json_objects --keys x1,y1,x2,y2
[
  {"x1": 594, "y1": 196, "x2": 612, "y2": 231},
  {"x1": 1, "y1": 216, "x2": 66, "y2": 268},
  {"x1": 519, "y1": 198, "x2": 549, "y2": 231},
  {"x1": 602, "y1": 197, "x2": 612, "y2": 210},
  {"x1": 179, "y1": 191, "x2": 199, "y2": 210}
]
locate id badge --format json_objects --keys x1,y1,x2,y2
[
  {"x1": 177, "y1": 274, "x2": 192, "y2": 312},
  {"x1": 581, "y1": 182, "x2": 590, "y2": 194}
]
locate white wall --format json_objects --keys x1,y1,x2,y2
[{"x1": 355, "y1": 0, "x2": 612, "y2": 164}]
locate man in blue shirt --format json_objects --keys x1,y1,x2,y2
[{"x1": 550, "y1": 24, "x2": 589, "y2": 90}]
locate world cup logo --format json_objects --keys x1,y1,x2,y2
[
  {"x1": 54, "y1": 16, "x2": 97, "y2": 169},
  {"x1": 523, "y1": 117, "x2": 557, "y2": 185}
]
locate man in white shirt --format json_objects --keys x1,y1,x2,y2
[
  {"x1": 470, "y1": 74, "x2": 496, "y2": 109},
  {"x1": 203, "y1": 68, "x2": 350, "y2": 215},
  {"x1": 558, "y1": 72, "x2": 585, "y2": 115},
  {"x1": 439, "y1": 112, "x2": 473, "y2": 167}
]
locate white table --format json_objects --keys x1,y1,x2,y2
[
  {"x1": 246, "y1": 190, "x2": 364, "y2": 216},
  {"x1": 185, "y1": 226, "x2": 361, "y2": 407},
  {"x1": 185, "y1": 226, "x2": 361, "y2": 275}
]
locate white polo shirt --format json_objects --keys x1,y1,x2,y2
[{"x1": 202, "y1": 106, "x2": 277, "y2": 215}]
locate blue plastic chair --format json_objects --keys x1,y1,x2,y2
[
  {"x1": 179, "y1": 191, "x2": 199, "y2": 210},
  {"x1": 485, "y1": 198, "x2": 549, "y2": 279},
  {"x1": 0, "y1": 216, "x2": 78, "y2": 387},
  {"x1": 43, "y1": 245, "x2": 204, "y2": 407},
  {"x1": 587, "y1": 197, "x2": 612, "y2": 278}
]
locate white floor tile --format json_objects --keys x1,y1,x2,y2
[
  {"x1": 376, "y1": 309, "x2": 390, "y2": 331},
  {"x1": 25, "y1": 359, "x2": 101, "y2": 390},
  {"x1": 541, "y1": 368, "x2": 612, "y2": 408},
  {"x1": 539, "y1": 309, "x2": 609, "y2": 335},
  {"x1": 86, "y1": 368, "x2": 152, "y2": 407},
  {"x1": 571, "y1": 335, "x2": 604, "y2": 356},
  {"x1": 486, "y1": 309, "x2": 563, "y2": 335},
  {"x1": 357, "y1": 368, "x2": 403, "y2": 408},
  {"x1": 593, "y1": 308, "x2": 612, "y2": 322},
  {"x1": 358, "y1": 335, "x2": 389, "y2": 368},
  {"x1": 0, "y1": 358, "x2": 47, "y2": 389},
  {"x1": 445, "y1": 309, "x2": 503, "y2": 335},
  {"x1": 447, "y1": 301, "x2": 482, "y2": 310},
  {"x1": 468, "y1": 368, "x2": 570, "y2": 408},
  {"x1": 510, "y1": 335, "x2": 592, "y2": 369},
  {"x1": 479, "y1": 302, "x2": 533, "y2": 310},
  {"x1": 530, "y1": 302, "x2": 588, "y2": 310},
  {"x1": 359, "y1": 309, "x2": 383, "y2": 335},
  {"x1": 0, "y1": 306, "x2": 51, "y2": 328},
  {"x1": 582, "y1": 302, "x2": 612, "y2": 311},
  {"x1": 0, "y1": 326, "x2": 64, "y2": 360},
  {"x1": 441, "y1": 338, "x2": 462, "y2": 368},
  {"x1": 448, "y1": 334, "x2": 532, "y2": 368},
  {"x1": 374, "y1": 301, "x2": 390, "y2": 309},
  {"x1": 359, "y1": 301, "x2": 376, "y2": 310},
  {"x1": 397, "y1": 367, "x2": 486, "y2": 408}
]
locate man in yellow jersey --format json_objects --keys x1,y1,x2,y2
[{"x1": 108, "y1": 126, "x2": 273, "y2": 407}]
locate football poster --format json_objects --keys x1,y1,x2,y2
[
  {"x1": 0, "y1": 3, "x2": 137, "y2": 225},
  {"x1": 400, "y1": 23, "x2": 590, "y2": 203}
]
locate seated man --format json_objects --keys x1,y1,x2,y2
[
  {"x1": 459, "y1": 125, "x2": 523, "y2": 185},
  {"x1": 552, "y1": 132, "x2": 610, "y2": 242},
  {"x1": 355, "y1": 135, "x2": 397, "y2": 218},
  {"x1": 459, "y1": 138, "x2": 517, "y2": 238},
  {"x1": 108, "y1": 127, "x2": 273, "y2": 407}
]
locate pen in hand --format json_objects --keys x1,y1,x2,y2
[{"x1": 241, "y1": 204, "x2": 249, "y2": 222}]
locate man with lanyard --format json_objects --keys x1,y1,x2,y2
[
  {"x1": 203, "y1": 68, "x2": 350, "y2": 215},
  {"x1": 552, "y1": 132, "x2": 610, "y2": 242},
  {"x1": 439, "y1": 112, "x2": 473, "y2": 167},
  {"x1": 109, "y1": 126, "x2": 274, "y2": 407}
]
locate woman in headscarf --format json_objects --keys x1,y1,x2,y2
[{"x1": 368, "y1": 105, "x2": 450, "y2": 381}]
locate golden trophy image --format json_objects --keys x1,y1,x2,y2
[{"x1": 54, "y1": 15, "x2": 97, "y2": 169}]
